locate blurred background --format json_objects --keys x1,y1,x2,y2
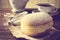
[{"x1": 0, "y1": 0, "x2": 60, "y2": 8}]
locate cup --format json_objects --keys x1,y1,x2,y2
[
  {"x1": 37, "y1": 4, "x2": 56, "y2": 12},
  {"x1": 9, "y1": 0, "x2": 29, "y2": 12},
  {"x1": 37, "y1": 4, "x2": 58, "y2": 16}
]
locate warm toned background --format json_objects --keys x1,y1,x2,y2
[{"x1": 0, "y1": 0, "x2": 60, "y2": 8}]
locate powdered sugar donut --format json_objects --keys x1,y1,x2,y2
[{"x1": 20, "y1": 12, "x2": 53, "y2": 36}]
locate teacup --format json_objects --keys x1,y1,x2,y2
[
  {"x1": 37, "y1": 4, "x2": 58, "y2": 16},
  {"x1": 9, "y1": 0, "x2": 29, "y2": 12},
  {"x1": 37, "y1": 4, "x2": 56, "y2": 12}
]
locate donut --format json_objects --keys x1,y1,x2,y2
[{"x1": 20, "y1": 12, "x2": 53, "y2": 36}]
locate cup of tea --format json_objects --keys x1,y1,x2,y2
[
  {"x1": 9, "y1": 0, "x2": 29, "y2": 13},
  {"x1": 37, "y1": 3, "x2": 58, "y2": 16},
  {"x1": 37, "y1": 4, "x2": 55, "y2": 12}
]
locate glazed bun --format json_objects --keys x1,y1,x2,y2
[{"x1": 20, "y1": 12, "x2": 53, "y2": 36}]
